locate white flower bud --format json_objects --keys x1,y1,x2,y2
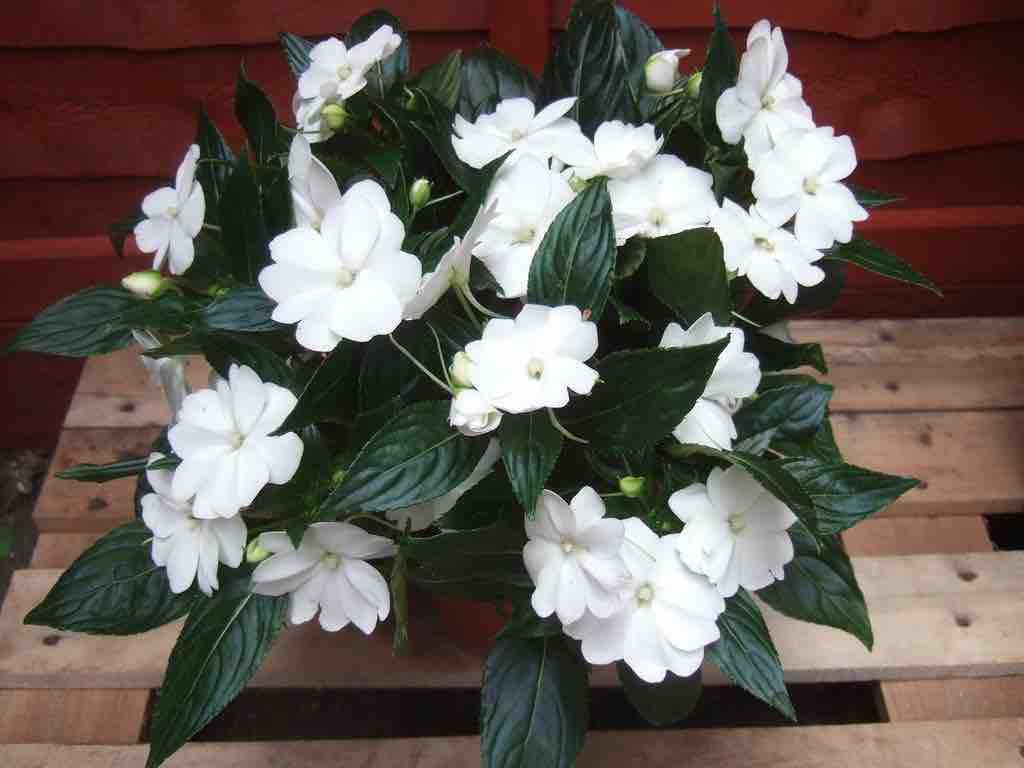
[
  {"x1": 321, "y1": 103, "x2": 348, "y2": 131},
  {"x1": 449, "y1": 351, "x2": 474, "y2": 389},
  {"x1": 645, "y1": 49, "x2": 691, "y2": 94},
  {"x1": 449, "y1": 388, "x2": 502, "y2": 436},
  {"x1": 122, "y1": 269, "x2": 171, "y2": 298},
  {"x1": 409, "y1": 178, "x2": 432, "y2": 209}
]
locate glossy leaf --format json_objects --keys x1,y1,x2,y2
[
  {"x1": 220, "y1": 151, "x2": 269, "y2": 284},
  {"x1": 234, "y1": 66, "x2": 282, "y2": 163},
  {"x1": 458, "y1": 46, "x2": 539, "y2": 120},
  {"x1": 201, "y1": 288, "x2": 280, "y2": 332},
  {"x1": 699, "y1": 6, "x2": 739, "y2": 147},
  {"x1": 56, "y1": 457, "x2": 149, "y2": 483},
  {"x1": 279, "y1": 31, "x2": 314, "y2": 77},
  {"x1": 827, "y1": 237, "x2": 940, "y2": 294},
  {"x1": 199, "y1": 333, "x2": 291, "y2": 387},
  {"x1": 771, "y1": 419, "x2": 843, "y2": 463},
  {"x1": 734, "y1": 375, "x2": 833, "y2": 440},
  {"x1": 744, "y1": 331, "x2": 828, "y2": 375},
  {"x1": 414, "y1": 50, "x2": 463, "y2": 111},
  {"x1": 618, "y1": 664, "x2": 702, "y2": 726},
  {"x1": 194, "y1": 106, "x2": 235, "y2": 223},
  {"x1": 528, "y1": 179, "x2": 616, "y2": 319},
  {"x1": 847, "y1": 183, "x2": 902, "y2": 209},
  {"x1": 500, "y1": 412, "x2": 564, "y2": 515},
  {"x1": 277, "y1": 343, "x2": 354, "y2": 433},
  {"x1": 647, "y1": 227, "x2": 731, "y2": 325}
]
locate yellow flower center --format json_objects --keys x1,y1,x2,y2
[
  {"x1": 527, "y1": 358, "x2": 545, "y2": 379},
  {"x1": 337, "y1": 267, "x2": 356, "y2": 288}
]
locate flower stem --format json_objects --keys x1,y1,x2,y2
[
  {"x1": 424, "y1": 322, "x2": 455, "y2": 390},
  {"x1": 461, "y1": 285, "x2": 506, "y2": 320},
  {"x1": 419, "y1": 190, "x2": 465, "y2": 211},
  {"x1": 453, "y1": 286, "x2": 484, "y2": 332},
  {"x1": 345, "y1": 512, "x2": 402, "y2": 533},
  {"x1": 389, "y1": 334, "x2": 453, "y2": 395},
  {"x1": 202, "y1": 223, "x2": 222, "y2": 233},
  {"x1": 547, "y1": 408, "x2": 589, "y2": 444}
]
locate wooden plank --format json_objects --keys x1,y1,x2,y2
[
  {"x1": 2, "y1": 26, "x2": 1019, "y2": 181},
  {"x1": 880, "y1": 679, "x2": 1024, "y2": 722},
  {"x1": 0, "y1": 1, "x2": 491, "y2": 50},
  {"x1": 842, "y1": 517, "x2": 994, "y2": 558},
  {"x1": 29, "y1": 534, "x2": 101, "y2": 569},
  {"x1": 4, "y1": 553, "x2": 1023, "y2": 689},
  {"x1": 8, "y1": 719, "x2": 1024, "y2": 767},
  {"x1": 33, "y1": 427, "x2": 160, "y2": 533},
  {"x1": 0, "y1": 690, "x2": 148, "y2": 744}
]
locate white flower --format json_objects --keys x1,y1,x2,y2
[
  {"x1": 250, "y1": 522, "x2": 396, "y2": 633},
  {"x1": 388, "y1": 439, "x2": 501, "y2": 531},
  {"x1": 293, "y1": 28, "x2": 402, "y2": 143},
  {"x1": 607, "y1": 155, "x2": 716, "y2": 244},
  {"x1": 670, "y1": 465, "x2": 798, "y2": 597},
  {"x1": 715, "y1": 20, "x2": 814, "y2": 161},
  {"x1": 448, "y1": 388, "x2": 503, "y2": 436},
  {"x1": 133, "y1": 330, "x2": 190, "y2": 420},
  {"x1": 452, "y1": 97, "x2": 593, "y2": 170},
  {"x1": 751, "y1": 126, "x2": 868, "y2": 250},
  {"x1": 473, "y1": 155, "x2": 576, "y2": 297},
  {"x1": 288, "y1": 134, "x2": 341, "y2": 229},
  {"x1": 404, "y1": 201, "x2": 499, "y2": 320},
  {"x1": 259, "y1": 179, "x2": 422, "y2": 350},
  {"x1": 712, "y1": 199, "x2": 825, "y2": 303},
  {"x1": 141, "y1": 453, "x2": 246, "y2": 596},
  {"x1": 465, "y1": 304, "x2": 599, "y2": 414},
  {"x1": 565, "y1": 518, "x2": 724, "y2": 683},
  {"x1": 571, "y1": 121, "x2": 664, "y2": 180},
  {"x1": 134, "y1": 144, "x2": 205, "y2": 275},
  {"x1": 524, "y1": 487, "x2": 630, "y2": 625},
  {"x1": 660, "y1": 313, "x2": 761, "y2": 450},
  {"x1": 167, "y1": 364, "x2": 304, "y2": 519},
  {"x1": 645, "y1": 49, "x2": 691, "y2": 94}
]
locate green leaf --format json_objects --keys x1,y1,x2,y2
[
  {"x1": 607, "y1": 295, "x2": 651, "y2": 330},
  {"x1": 827, "y1": 237, "x2": 940, "y2": 294},
  {"x1": 279, "y1": 31, "x2": 314, "y2": 77},
  {"x1": 109, "y1": 210, "x2": 143, "y2": 259},
  {"x1": 56, "y1": 457, "x2": 149, "y2": 483},
  {"x1": 24, "y1": 521, "x2": 197, "y2": 635},
  {"x1": 647, "y1": 228, "x2": 731, "y2": 325},
  {"x1": 199, "y1": 333, "x2": 291, "y2": 387},
  {"x1": 707, "y1": 589, "x2": 795, "y2": 720},
  {"x1": 771, "y1": 419, "x2": 842, "y2": 463},
  {"x1": 617, "y1": 664, "x2": 702, "y2": 726},
  {"x1": 499, "y1": 412, "x2": 564, "y2": 515},
  {"x1": 323, "y1": 400, "x2": 489, "y2": 516},
  {"x1": 414, "y1": 50, "x2": 463, "y2": 111},
  {"x1": 500, "y1": 601, "x2": 564, "y2": 638},
  {"x1": 201, "y1": 288, "x2": 279, "y2": 332},
  {"x1": 481, "y1": 633, "x2": 589, "y2": 768},
  {"x1": 0, "y1": 526, "x2": 13, "y2": 559},
  {"x1": 685, "y1": 446, "x2": 816, "y2": 527},
  {"x1": 528, "y1": 179, "x2": 616, "y2": 319},
  {"x1": 744, "y1": 331, "x2": 827, "y2": 375},
  {"x1": 348, "y1": 10, "x2": 409, "y2": 100},
  {"x1": 847, "y1": 183, "x2": 902, "y2": 209},
  {"x1": 146, "y1": 572, "x2": 286, "y2": 768},
  {"x1": 234, "y1": 66, "x2": 282, "y2": 163},
  {"x1": 220, "y1": 151, "x2": 269, "y2": 284},
  {"x1": 700, "y1": 5, "x2": 739, "y2": 148},
  {"x1": 6, "y1": 288, "x2": 184, "y2": 357},
  {"x1": 614, "y1": 5, "x2": 664, "y2": 115},
  {"x1": 760, "y1": 532, "x2": 873, "y2": 649},
  {"x1": 782, "y1": 459, "x2": 919, "y2": 536},
  {"x1": 403, "y1": 522, "x2": 525, "y2": 564},
  {"x1": 277, "y1": 343, "x2": 354, "y2": 433},
  {"x1": 734, "y1": 375, "x2": 833, "y2": 440},
  {"x1": 543, "y1": 0, "x2": 638, "y2": 133},
  {"x1": 565, "y1": 339, "x2": 727, "y2": 449},
  {"x1": 458, "y1": 46, "x2": 539, "y2": 120},
  {"x1": 357, "y1": 322, "x2": 437, "y2": 414},
  {"x1": 194, "y1": 106, "x2": 234, "y2": 223}
]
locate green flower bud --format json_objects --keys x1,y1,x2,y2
[
  {"x1": 245, "y1": 539, "x2": 271, "y2": 564},
  {"x1": 449, "y1": 351, "x2": 473, "y2": 389},
  {"x1": 121, "y1": 269, "x2": 171, "y2": 298},
  {"x1": 686, "y1": 70, "x2": 703, "y2": 100},
  {"x1": 409, "y1": 178, "x2": 432, "y2": 209},
  {"x1": 618, "y1": 475, "x2": 647, "y2": 498},
  {"x1": 568, "y1": 174, "x2": 589, "y2": 194},
  {"x1": 321, "y1": 103, "x2": 349, "y2": 131}
]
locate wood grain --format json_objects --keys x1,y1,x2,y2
[{"x1": 0, "y1": 690, "x2": 148, "y2": 744}]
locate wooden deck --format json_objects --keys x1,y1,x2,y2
[{"x1": 2, "y1": 316, "x2": 1023, "y2": 765}]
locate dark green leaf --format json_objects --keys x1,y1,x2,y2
[
  {"x1": 481, "y1": 633, "x2": 589, "y2": 768},
  {"x1": 0, "y1": 527, "x2": 13, "y2": 559},
  {"x1": 847, "y1": 183, "x2": 902, "y2": 209},
  {"x1": 614, "y1": 5, "x2": 664, "y2": 114},
  {"x1": 109, "y1": 210, "x2": 143, "y2": 259},
  {"x1": 278, "y1": 343, "x2": 354, "y2": 433},
  {"x1": 608, "y1": 295, "x2": 651, "y2": 329},
  {"x1": 734, "y1": 375, "x2": 833, "y2": 440},
  {"x1": 194, "y1": 106, "x2": 235, "y2": 223},
  {"x1": 348, "y1": 10, "x2": 409, "y2": 100},
  {"x1": 500, "y1": 601, "x2": 564, "y2": 639},
  {"x1": 771, "y1": 419, "x2": 842, "y2": 463},
  {"x1": 707, "y1": 589, "x2": 794, "y2": 720},
  {"x1": 699, "y1": 6, "x2": 739, "y2": 148},
  {"x1": 199, "y1": 333, "x2": 291, "y2": 387},
  {"x1": 782, "y1": 459, "x2": 919, "y2": 536},
  {"x1": 146, "y1": 572, "x2": 286, "y2": 768},
  {"x1": 744, "y1": 331, "x2": 827, "y2": 374},
  {"x1": 500, "y1": 412, "x2": 564, "y2": 516},
  {"x1": 458, "y1": 46, "x2": 539, "y2": 120},
  {"x1": 24, "y1": 520, "x2": 197, "y2": 635},
  {"x1": 220, "y1": 152, "x2": 269, "y2": 284},
  {"x1": 323, "y1": 400, "x2": 489, "y2": 516},
  {"x1": 647, "y1": 227, "x2": 731, "y2": 325},
  {"x1": 56, "y1": 457, "x2": 148, "y2": 483},
  {"x1": 414, "y1": 50, "x2": 463, "y2": 111},
  {"x1": 201, "y1": 288, "x2": 279, "y2": 332},
  {"x1": 279, "y1": 31, "x2": 315, "y2": 77},
  {"x1": 565, "y1": 339, "x2": 727, "y2": 449},
  {"x1": 357, "y1": 322, "x2": 436, "y2": 413},
  {"x1": 618, "y1": 664, "x2": 702, "y2": 726},
  {"x1": 760, "y1": 532, "x2": 873, "y2": 649},
  {"x1": 827, "y1": 237, "x2": 940, "y2": 294},
  {"x1": 234, "y1": 66, "x2": 282, "y2": 163},
  {"x1": 403, "y1": 522, "x2": 525, "y2": 564},
  {"x1": 528, "y1": 179, "x2": 615, "y2": 319}
]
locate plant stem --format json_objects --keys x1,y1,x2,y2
[
  {"x1": 453, "y1": 286, "x2": 484, "y2": 332},
  {"x1": 389, "y1": 334, "x2": 453, "y2": 395},
  {"x1": 547, "y1": 408, "x2": 589, "y2": 444}
]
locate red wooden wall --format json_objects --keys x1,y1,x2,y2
[{"x1": 2, "y1": 0, "x2": 1023, "y2": 448}]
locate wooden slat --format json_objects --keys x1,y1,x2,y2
[
  {"x1": 29, "y1": 534, "x2": 101, "y2": 569},
  {"x1": 841, "y1": 517, "x2": 994, "y2": 558},
  {"x1": 3, "y1": 552, "x2": 1023, "y2": 689},
  {"x1": 880, "y1": 679, "x2": 1024, "y2": 722},
  {"x1": 8, "y1": 719, "x2": 1024, "y2": 767},
  {"x1": 0, "y1": 690, "x2": 148, "y2": 744}
]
